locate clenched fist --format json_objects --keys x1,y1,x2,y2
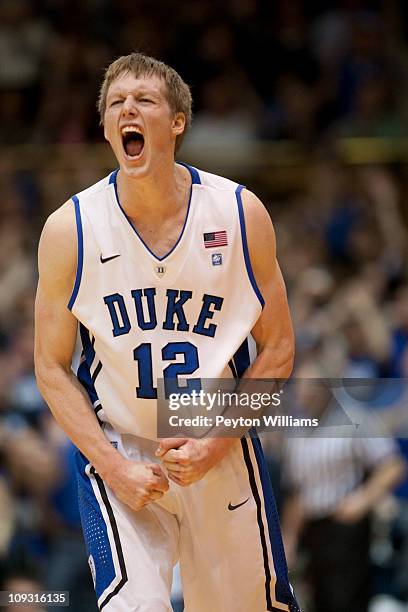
[
  {"x1": 156, "y1": 437, "x2": 235, "y2": 486},
  {"x1": 105, "y1": 457, "x2": 169, "y2": 511}
]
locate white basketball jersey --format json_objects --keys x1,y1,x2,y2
[{"x1": 68, "y1": 164, "x2": 264, "y2": 440}]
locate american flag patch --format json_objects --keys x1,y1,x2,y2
[{"x1": 203, "y1": 230, "x2": 228, "y2": 248}]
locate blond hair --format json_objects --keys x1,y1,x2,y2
[{"x1": 98, "y1": 52, "x2": 192, "y2": 154}]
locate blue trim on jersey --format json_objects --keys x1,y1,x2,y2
[
  {"x1": 80, "y1": 323, "x2": 95, "y2": 365},
  {"x1": 77, "y1": 324, "x2": 99, "y2": 406},
  {"x1": 109, "y1": 170, "x2": 118, "y2": 184},
  {"x1": 251, "y1": 434, "x2": 299, "y2": 608},
  {"x1": 177, "y1": 161, "x2": 201, "y2": 184},
  {"x1": 233, "y1": 337, "x2": 251, "y2": 378},
  {"x1": 235, "y1": 185, "x2": 265, "y2": 308},
  {"x1": 111, "y1": 165, "x2": 195, "y2": 261},
  {"x1": 67, "y1": 195, "x2": 83, "y2": 311}
]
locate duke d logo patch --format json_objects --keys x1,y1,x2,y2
[{"x1": 154, "y1": 265, "x2": 166, "y2": 277}]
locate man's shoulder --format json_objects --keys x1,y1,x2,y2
[
  {"x1": 38, "y1": 174, "x2": 114, "y2": 272},
  {"x1": 186, "y1": 164, "x2": 240, "y2": 193},
  {"x1": 72, "y1": 171, "x2": 114, "y2": 202}
]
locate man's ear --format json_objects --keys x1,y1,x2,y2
[{"x1": 172, "y1": 112, "x2": 186, "y2": 136}]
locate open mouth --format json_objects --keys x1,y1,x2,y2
[{"x1": 121, "y1": 126, "x2": 145, "y2": 158}]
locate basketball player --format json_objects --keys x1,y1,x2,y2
[{"x1": 35, "y1": 53, "x2": 300, "y2": 612}]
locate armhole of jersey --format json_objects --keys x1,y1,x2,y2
[
  {"x1": 67, "y1": 195, "x2": 84, "y2": 311},
  {"x1": 235, "y1": 184, "x2": 265, "y2": 308}
]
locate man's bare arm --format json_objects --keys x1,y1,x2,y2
[
  {"x1": 281, "y1": 492, "x2": 305, "y2": 568},
  {"x1": 334, "y1": 454, "x2": 406, "y2": 523},
  {"x1": 35, "y1": 201, "x2": 168, "y2": 509}
]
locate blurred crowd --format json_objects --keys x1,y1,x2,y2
[
  {"x1": 263, "y1": 161, "x2": 408, "y2": 611},
  {"x1": 2, "y1": 0, "x2": 408, "y2": 146},
  {"x1": 2, "y1": 0, "x2": 408, "y2": 610}
]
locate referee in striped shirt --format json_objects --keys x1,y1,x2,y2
[{"x1": 281, "y1": 370, "x2": 406, "y2": 612}]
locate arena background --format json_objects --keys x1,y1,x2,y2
[{"x1": 1, "y1": 0, "x2": 408, "y2": 610}]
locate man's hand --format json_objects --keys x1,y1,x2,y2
[
  {"x1": 333, "y1": 490, "x2": 369, "y2": 524},
  {"x1": 105, "y1": 457, "x2": 169, "y2": 511},
  {"x1": 333, "y1": 455, "x2": 406, "y2": 524},
  {"x1": 156, "y1": 438, "x2": 235, "y2": 486}
]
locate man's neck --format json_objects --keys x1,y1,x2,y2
[{"x1": 116, "y1": 161, "x2": 190, "y2": 223}]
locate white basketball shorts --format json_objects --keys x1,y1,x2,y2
[{"x1": 76, "y1": 424, "x2": 300, "y2": 612}]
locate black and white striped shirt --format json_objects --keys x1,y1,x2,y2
[{"x1": 282, "y1": 405, "x2": 397, "y2": 519}]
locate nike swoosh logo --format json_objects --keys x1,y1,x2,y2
[
  {"x1": 228, "y1": 497, "x2": 250, "y2": 511},
  {"x1": 100, "y1": 254, "x2": 121, "y2": 264}
]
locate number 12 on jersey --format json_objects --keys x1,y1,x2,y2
[{"x1": 133, "y1": 341, "x2": 201, "y2": 399}]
